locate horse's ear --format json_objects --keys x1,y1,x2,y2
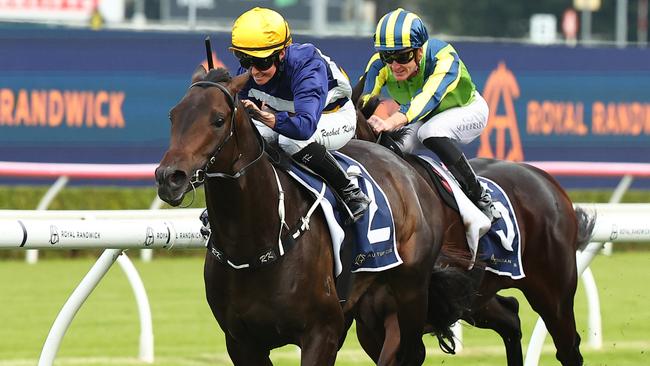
[
  {"x1": 191, "y1": 65, "x2": 207, "y2": 83},
  {"x1": 229, "y1": 72, "x2": 250, "y2": 95}
]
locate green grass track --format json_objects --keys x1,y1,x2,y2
[{"x1": 0, "y1": 252, "x2": 649, "y2": 365}]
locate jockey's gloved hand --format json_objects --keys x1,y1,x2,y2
[{"x1": 199, "y1": 208, "x2": 210, "y2": 239}]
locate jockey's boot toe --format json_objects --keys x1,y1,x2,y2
[
  {"x1": 342, "y1": 184, "x2": 372, "y2": 222},
  {"x1": 477, "y1": 194, "x2": 502, "y2": 223},
  {"x1": 199, "y1": 208, "x2": 211, "y2": 238}
]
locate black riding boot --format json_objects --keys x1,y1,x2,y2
[
  {"x1": 423, "y1": 137, "x2": 501, "y2": 222},
  {"x1": 293, "y1": 142, "x2": 371, "y2": 223}
]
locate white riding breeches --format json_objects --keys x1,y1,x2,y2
[
  {"x1": 398, "y1": 91, "x2": 489, "y2": 153},
  {"x1": 253, "y1": 100, "x2": 357, "y2": 155}
]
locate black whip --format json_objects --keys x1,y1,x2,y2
[{"x1": 205, "y1": 36, "x2": 214, "y2": 70}]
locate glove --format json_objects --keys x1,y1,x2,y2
[{"x1": 199, "y1": 208, "x2": 210, "y2": 239}]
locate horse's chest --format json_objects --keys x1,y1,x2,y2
[
  {"x1": 219, "y1": 287, "x2": 298, "y2": 345},
  {"x1": 213, "y1": 273, "x2": 294, "y2": 321}
]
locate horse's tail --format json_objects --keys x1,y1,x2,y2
[
  {"x1": 575, "y1": 206, "x2": 596, "y2": 251},
  {"x1": 426, "y1": 263, "x2": 482, "y2": 354}
]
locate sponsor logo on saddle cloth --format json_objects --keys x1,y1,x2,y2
[
  {"x1": 287, "y1": 152, "x2": 401, "y2": 275},
  {"x1": 418, "y1": 156, "x2": 523, "y2": 279}
]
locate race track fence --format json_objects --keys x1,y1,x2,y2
[
  {"x1": 3, "y1": 160, "x2": 648, "y2": 263},
  {"x1": 2, "y1": 161, "x2": 650, "y2": 365},
  {"x1": 0, "y1": 213, "x2": 206, "y2": 365},
  {"x1": 0, "y1": 161, "x2": 165, "y2": 264}
]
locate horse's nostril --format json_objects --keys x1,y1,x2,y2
[
  {"x1": 169, "y1": 170, "x2": 188, "y2": 188},
  {"x1": 154, "y1": 167, "x2": 165, "y2": 183}
]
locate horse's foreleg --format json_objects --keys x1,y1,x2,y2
[
  {"x1": 354, "y1": 287, "x2": 391, "y2": 362},
  {"x1": 355, "y1": 314, "x2": 385, "y2": 363},
  {"x1": 387, "y1": 275, "x2": 428, "y2": 366},
  {"x1": 463, "y1": 295, "x2": 523, "y2": 366},
  {"x1": 300, "y1": 313, "x2": 344, "y2": 366},
  {"x1": 337, "y1": 310, "x2": 355, "y2": 350},
  {"x1": 225, "y1": 334, "x2": 273, "y2": 366},
  {"x1": 376, "y1": 312, "x2": 400, "y2": 366}
]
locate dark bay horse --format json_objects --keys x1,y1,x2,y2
[
  {"x1": 351, "y1": 77, "x2": 595, "y2": 366},
  {"x1": 155, "y1": 66, "x2": 459, "y2": 365}
]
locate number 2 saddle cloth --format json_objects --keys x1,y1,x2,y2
[{"x1": 288, "y1": 151, "x2": 400, "y2": 275}]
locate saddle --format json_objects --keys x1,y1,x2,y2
[{"x1": 377, "y1": 133, "x2": 458, "y2": 212}]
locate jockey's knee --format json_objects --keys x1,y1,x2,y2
[
  {"x1": 252, "y1": 119, "x2": 279, "y2": 143},
  {"x1": 417, "y1": 117, "x2": 482, "y2": 146},
  {"x1": 417, "y1": 123, "x2": 454, "y2": 144},
  {"x1": 278, "y1": 136, "x2": 314, "y2": 155}
]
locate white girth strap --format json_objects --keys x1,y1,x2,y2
[
  {"x1": 299, "y1": 183, "x2": 326, "y2": 234},
  {"x1": 271, "y1": 165, "x2": 326, "y2": 255},
  {"x1": 272, "y1": 165, "x2": 288, "y2": 256}
]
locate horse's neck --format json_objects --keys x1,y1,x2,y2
[
  {"x1": 205, "y1": 151, "x2": 283, "y2": 258},
  {"x1": 205, "y1": 116, "x2": 282, "y2": 256}
]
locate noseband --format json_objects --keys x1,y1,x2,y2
[{"x1": 188, "y1": 80, "x2": 265, "y2": 182}]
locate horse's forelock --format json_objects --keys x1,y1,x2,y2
[{"x1": 205, "y1": 67, "x2": 232, "y2": 83}]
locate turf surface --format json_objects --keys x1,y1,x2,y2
[{"x1": 0, "y1": 252, "x2": 648, "y2": 365}]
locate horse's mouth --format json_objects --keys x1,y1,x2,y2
[
  {"x1": 157, "y1": 185, "x2": 186, "y2": 207},
  {"x1": 155, "y1": 165, "x2": 195, "y2": 206}
]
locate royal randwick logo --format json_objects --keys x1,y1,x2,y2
[
  {"x1": 49, "y1": 225, "x2": 59, "y2": 245},
  {"x1": 144, "y1": 227, "x2": 155, "y2": 247},
  {"x1": 478, "y1": 62, "x2": 524, "y2": 162}
]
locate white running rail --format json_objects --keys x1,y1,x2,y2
[{"x1": 0, "y1": 212, "x2": 206, "y2": 365}]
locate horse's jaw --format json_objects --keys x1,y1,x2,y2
[{"x1": 157, "y1": 187, "x2": 185, "y2": 207}]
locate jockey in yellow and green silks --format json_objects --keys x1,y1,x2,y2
[{"x1": 360, "y1": 8, "x2": 501, "y2": 222}]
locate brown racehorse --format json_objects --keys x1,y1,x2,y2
[
  {"x1": 155, "y1": 66, "x2": 466, "y2": 365},
  {"x1": 351, "y1": 77, "x2": 596, "y2": 366}
]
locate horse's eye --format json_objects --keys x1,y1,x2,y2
[{"x1": 213, "y1": 117, "x2": 225, "y2": 127}]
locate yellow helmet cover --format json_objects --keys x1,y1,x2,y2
[{"x1": 230, "y1": 7, "x2": 292, "y2": 58}]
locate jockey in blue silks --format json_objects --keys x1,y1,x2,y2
[
  {"x1": 360, "y1": 8, "x2": 501, "y2": 222},
  {"x1": 230, "y1": 7, "x2": 371, "y2": 222}
]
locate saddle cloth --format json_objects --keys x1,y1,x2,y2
[
  {"x1": 476, "y1": 177, "x2": 524, "y2": 279},
  {"x1": 417, "y1": 156, "x2": 524, "y2": 279},
  {"x1": 287, "y1": 151, "x2": 401, "y2": 275}
]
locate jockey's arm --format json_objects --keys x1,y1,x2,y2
[
  {"x1": 274, "y1": 58, "x2": 328, "y2": 140},
  {"x1": 400, "y1": 46, "x2": 461, "y2": 123},
  {"x1": 367, "y1": 111, "x2": 408, "y2": 133},
  {"x1": 360, "y1": 53, "x2": 387, "y2": 107}
]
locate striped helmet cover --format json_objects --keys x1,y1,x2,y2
[{"x1": 374, "y1": 8, "x2": 429, "y2": 51}]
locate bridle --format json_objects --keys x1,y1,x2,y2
[
  {"x1": 184, "y1": 81, "x2": 318, "y2": 270},
  {"x1": 187, "y1": 80, "x2": 266, "y2": 184}
]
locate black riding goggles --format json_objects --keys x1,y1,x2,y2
[
  {"x1": 234, "y1": 50, "x2": 279, "y2": 71},
  {"x1": 379, "y1": 49, "x2": 416, "y2": 65}
]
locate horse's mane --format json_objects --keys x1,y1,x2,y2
[{"x1": 205, "y1": 67, "x2": 232, "y2": 83}]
